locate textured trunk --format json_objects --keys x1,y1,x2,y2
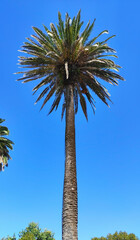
[{"x1": 62, "y1": 85, "x2": 78, "y2": 240}]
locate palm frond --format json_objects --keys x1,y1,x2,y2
[
  {"x1": 87, "y1": 30, "x2": 109, "y2": 46},
  {"x1": 73, "y1": 88, "x2": 78, "y2": 114},
  {"x1": 76, "y1": 84, "x2": 88, "y2": 120},
  {"x1": 82, "y1": 19, "x2": 96, "y2": 45},
  {"x1": 48, "y1": 89, "x2": 63, "y2": 114},
  {"x1": 0, "y1": 119, "x2": 14, "y2": 172},
  {"x1": 40, "y1": 85, "x2": 56, "y2": 110}
]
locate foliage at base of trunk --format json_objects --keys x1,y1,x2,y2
[
  {"x1": 1, "y1": 222, "x2": 55, "y2": 240},
  {"x1": 91, "y1": 231, "x2": 138, "y2": 240}
]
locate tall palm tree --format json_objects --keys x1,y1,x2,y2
[
  {"x1": 16, "y1": 10, "x2": 124, "y2": 240},
  {"x1": 0, "y1": 118, "x2": 14, "y2": 171}
]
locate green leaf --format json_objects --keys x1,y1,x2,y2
[
  {"x1": 87, "y1": 30, "x2": 109, "y2": 45},
  {"x1": 76, "y1": 84, "x2": 88, "y2": 120},
  {"x1": 40, "y1": 85, "x2": 56, "y2": 110}
]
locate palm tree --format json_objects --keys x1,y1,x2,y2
[
  {"x1": 0, "y1": 118, "x2": 14, "y2": 171},
  {"x1": 16, "y1": 10, "x2": 124, "y2": 240}
]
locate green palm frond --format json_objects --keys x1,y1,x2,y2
[
  {"x1": 16, "y1": 10, "x2": 124, "y2": 119},
  {"x1": 0, "y1": 119, "x2": 14, "y2": 172}
]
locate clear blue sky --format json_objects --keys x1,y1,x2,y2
[{"x1": 0, "y1": 0, "x2": 140, "y2": 239}]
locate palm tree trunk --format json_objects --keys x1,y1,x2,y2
[{"x1": 62, "y1": 84, "x2": 78, "y2": 240}]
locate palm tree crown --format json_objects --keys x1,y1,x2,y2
[
  {"x1": 0, "y1": 118, "x2": 14, "y2": 171},
  {"x1": 17, "y1": 10, "x2": 124, "y2": 119}
]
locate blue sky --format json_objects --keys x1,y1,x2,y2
[{"x1": 0, "y1": 0, "x2": 140, "y2": 239}]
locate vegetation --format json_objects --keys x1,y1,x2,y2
[
  {"x1": 91, "y1": 231, "x2": 139, "y2": 240},
  {"x1": 1, "y1": 222, "x2": 54, "y2": 240},
  {"x1": 17, "y1": 10, "x2": 124, "y2": 240},
  {"x1": 2, "y1": 230, "x2": 138, "y2": 240},
  {"x1": 0, "y1": 118, "x2": 14, "y2": 172},
  {"x1": 1, "y1": 237, "x2": 16, "y2": 240}
]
